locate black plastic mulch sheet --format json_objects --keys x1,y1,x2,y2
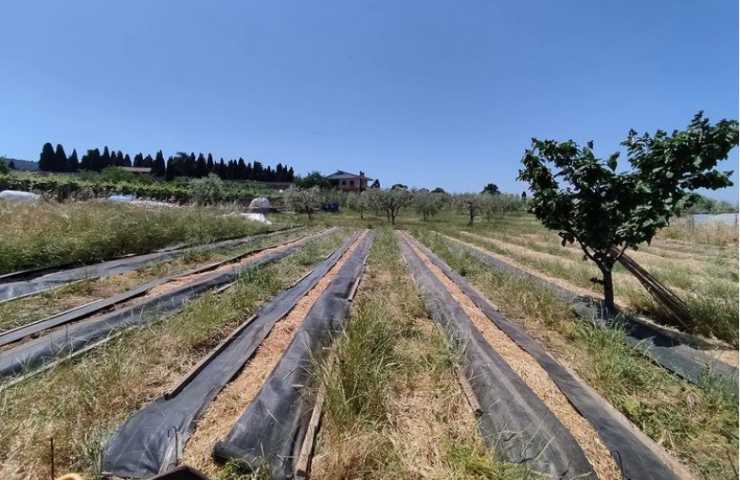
[
  {"x1": 409, "y1": 235, "x2": 686, "y2": 480},
  {"x1": 397, "y1": 234, "x2": 595, "y2": 479},
  {"x1": 101, "y1": 233, "x2": 359, "y2": 478},
  {"x1": 0, "y1": 226, "x2": 302, "y2": 302},
  {"x1": 212, "y1": 232, "x2": 374, "y2": 479},
  {"x1": 438, "y1": 233, "x2": 738, "y2": 387},
  {"x1": 0, "y1": 229, "x2": 335, "y2": 381},
  {"x1": 0, "y1": 228, "x2": 309, "y2": 349}
]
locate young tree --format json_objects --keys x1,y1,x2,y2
[
  {"x1": 285, "y1": 187, "x2": 322, "y2": 220},
  {"x1": 191, "y1": 174, "x2": 224, "y2": 205},
  {"x1": 367, "y1": 188, "x2": 412, "y2": 224},
  {"x1": 414, "y1": 189, "x2": 447, "y2": 221},
  {"x1": 346, "y1": 191, "x2": 368, "y2": 219},
  {"x1": 455, "y1": 193, "x2": 484, "y2": 225},
  {"x1": 518, "y1": 112, "x2": 738, "y2": 312},
  {"x1": 481, "y1": 183, "x2": 500, "y2": 195}
]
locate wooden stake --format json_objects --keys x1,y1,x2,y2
[{"x1": 456, "y1": 367, "x2": 482, "y2": 416}]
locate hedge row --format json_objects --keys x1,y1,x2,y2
[{"x1": 0, "y1": 174, "x2": 263, "y2": 204}]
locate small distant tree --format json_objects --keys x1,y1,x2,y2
[
  {"x1": 191, "y1": 174, "x2": 225, "y2": 205},
  {"x1": 367, "y1": 188, "x2": 412, "y2": 224},
  {"x1": 0, "y1": 158, "x2": 9, "y2": 174},
  {"x1": 414, "y1": 189, "x2": 446, "y2": 221},
  {"x1": 432, "y1": 187, "x2": 446, "y2": 194},
  {"x1": 295, "y1": 171, "x2": 331, "y2": 189},
  {"x1": 455, "y1": 193, "x2": 484, "y2": 225},
  {"x1": 481, "y1": 183, "x2": 500, "y2": 195},
  {"x1": 391, "y1": 183, "x2": 408, "y2": 190},
  {"x1": 518, "y1": 112, "x2": 738, "y2": 312},
  {"x1": 286, "y1": 187, "x2": 322, "y2": 220},
  {"x1": 346, "y1": 191, "x2": 368, "y2": 219}
]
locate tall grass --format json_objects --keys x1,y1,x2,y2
[
  {"x1": 0, "y1": 200, "x2": 279, "y2": 273},
  {"x1": 412, "y1": 228, "x2": 738, "y2": 479},
  {"x1": 315, "y1": 228, "x2": 535, "y2": 479},
  {"x1": 0, "y1": 231, "x2": 344, "y2": 480}
]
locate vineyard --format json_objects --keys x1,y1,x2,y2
[{"x1": 0, "y1": 171, "x2": 276, "y2": 204}]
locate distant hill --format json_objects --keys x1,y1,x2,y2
[{"x1": 0, "y1": 157, "x2": 38, "y2": 171}]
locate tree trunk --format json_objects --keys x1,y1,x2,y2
[
  {"x1": 360, "y1": 208, "x2": 364, "y2": 220},
  {"x1": 601, "y1": 267, "x2": 615, "y2": 314},
  {"x1": 468, "y1": 209, "x2": 474, "y2": 226}
]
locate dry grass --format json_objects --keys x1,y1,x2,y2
[
  {"x1": 0, "y1": 230, "x2": 346, "y2": 480},
  {"x1": 412, "y1": 229, "x2": 738, "y2": 480},
  {"x1": 403, "y1": 233, "x2": 621, "y2": 480},
  {"x1": 0, "y1": 200, "x2": 278, "y2": 274},
  {"x1": 312, "y1": 227, "x2": 535, "y2": 480},
  {"x1": 180, "y1": 232, "x2": 366, "y2": 475}
]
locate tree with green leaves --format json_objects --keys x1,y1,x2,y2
[
  {"x1": 67, "y1": 149, "x2": 79, "y2": 172},
  {"x1": 518, "y1": 112, "x2": 738, "y2": 312},
  {"x1": 367, "y1": 188, "x2": 412, "y2": 224},
  {"x1": 346, "y1": 191, "x2": 369, "y2": 219},
  {"x1": 414, "y1": 189, "x2": 447, "y2": 221},
  {"x1": 39, "y1": 143, "x2": 55, "y2": 171},
  {"x1": 481, "y1": 183, "x2": 500, "y2": 195},
  {"x1": 285, "y1": 187, "x2": 322, "y2": 220},
  {"x1": 455, "y1": 193, "x2": 484, "y2": 225}
]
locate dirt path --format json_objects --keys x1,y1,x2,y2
[
  {"x1": 402, "y1": 232, "x2": 622, "y2": 480},
  {"x1": 180, "y1": 231, "x2": 366, "y2": 474}
]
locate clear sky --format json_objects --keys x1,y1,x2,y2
[{"x1": 1, "y1": 1, "x2": 738, "y2": 200}]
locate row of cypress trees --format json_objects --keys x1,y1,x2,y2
[{"x1": 37, "y1": 143, "x2": 295, "y2": 182}]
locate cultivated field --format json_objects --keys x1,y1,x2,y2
[{"x1": 0, "y1": 200, "x2": 737, "y2": 480}]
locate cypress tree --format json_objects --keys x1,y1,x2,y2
[
  {"x1": 39, "y1": 142, "x2": 55, "y2": 171},
  {"x1": 102, "y1": 147, "x2": 111, "y2": 169},
  {"x1": 154, "y1": 150, "x2": 166, "y2": 177},
  {"x1": 133, "y1": 153, "x2": 144, "y2": 167},
  {"x1": 67, "y1": 149, "x2": 79, "y2": 172},
  {"x1": 54, "y1": 144, "x2": 67, "y2": 172}
]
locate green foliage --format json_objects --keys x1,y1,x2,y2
[
  {"x1": 0, "y1": 171, "x2": 270, "y2": 204},
  {"x1": 294, "y1": 171, "x2": 331, "y2": 189},
  {"x1": 518, "y1": 112, "x2": 738, "y2": 309},
  {"x1": 453, "y1": 193, "x2": 485, "y2": 225},
  {"x1": 345, "y1": 191, "x2": 369, "y2": 219},
  {"x1": 481, "y1": 183, "x2": 500, "y2": 195},
  {"x1": 285, "y1": 186, "x2": 321, "y2": 219},
  {"x1": 366, "y1": 188, "x2": 413, "y2": 224},
  {"x1": 190, "y1": 173, "x2": 225, "y2": 205},
  {"x1": 413, "y1": 189, "x2": 448, "y2": 221},
  {"x1": 0, "y1": 158, "x2": 8, "y2": 175},
  {"x1": 98, "y1": 166, "x2": 154, "y2": 184}
]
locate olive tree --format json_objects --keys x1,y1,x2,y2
[
  {"x1": 454, "y1": 193, "x2": 484, "y2": 225},
  {"x1": 346, "y1": 191, "x2": 368, "y2": 219},
  {"x1": 413, "y1": 189, "x2": 447, "y2": 221},
  {"x1": 367, "y1": 188, "x2": 412, "y2": 225},
  {"x1": 285, "y1": 186, "x2": 321, "y2": 220},
  {"x1": 518, "y1": 112, "x2": 738, "y2": 312}
]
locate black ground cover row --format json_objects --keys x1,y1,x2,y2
[
  {"x1": 404, "y1": 233, "x2": 688, "y2": 480},
  {"x1": 0, "y1": 228, "x2": 337, "y2": 383},
  {"x1": 102, "y1": 231, "x2": 373, "y2": 479},
  {"x1": 0, "y1": 227, "x2": 308, "y2": 349},
  {"x1": 437, "y1": 232, "x2": 738, "y2": 387},
  {"x1": 0, "y1": 225, "x2": 302, "y2": 302}
]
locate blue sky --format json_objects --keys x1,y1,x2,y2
[{"x1": 1, "y1": 1, "x2": 737, "y2": 200}]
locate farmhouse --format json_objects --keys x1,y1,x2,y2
[{"x1": 326, "y1": 170, "x2": 375, "y2": 192}]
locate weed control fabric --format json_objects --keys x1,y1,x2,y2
[
  {"x1": 439, "y1": 233, "x2": 738, "y2": 387},
  {"x1": 0, "y1": 229, "x2": 334, "y2": 382},
  {"x1": 101, "y1": 234, "x2": 358, "y2": 478},
  {"x1": 212, "y1": 232, "x2": 374, "y2": 479},
  {"x1": 398, "y1": 234, "x2": 596, "y2": 479},
  {"x1": 0, "y1": 227, "x2": 301, "y2": 302},
  {"x1": 410, "y1": 235, "x2": 687, "y2": 480}
]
